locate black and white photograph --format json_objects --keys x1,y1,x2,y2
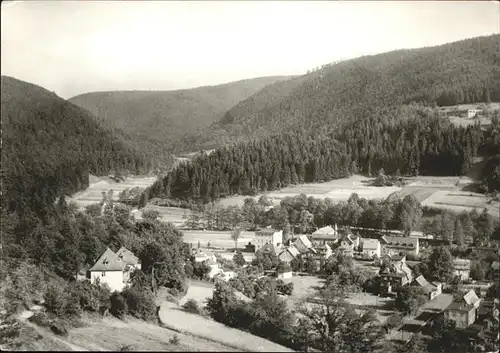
[{"x1": 1, "y1": 0, "x2": 499, "y2": 351}]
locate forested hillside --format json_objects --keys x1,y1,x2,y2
[
  {"x1": 69, "y1": 76, "x2": 291, "y2": 158},
  {"x1": 187, "y1": 34, "x2": 500, "y2": 149},
  {"x1": 145, "y1": 105, "x2": 496, "y2": 204},
  {"x1": 1, "y1": 76, "x2": 149, "y2": 215}
]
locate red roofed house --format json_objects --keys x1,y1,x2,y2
[
  {"x1": 445, "y1": 289, "x2": 482, "y2": 328},
  {"x1": 90, "y1": 247, "x2": 139, "y2": 292}
]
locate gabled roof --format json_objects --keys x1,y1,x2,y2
[
  {"x1": 362, "y1": 238, "x2": 380, "y2": 250},
  {"x1": 464, "y1": 290, "x2": 481, "y2": 307},
  {"x1": 116, "y1": 246, "x2": 139, "y2": 266},
  {"x1": 286, "y1": 245, "x2": 300, "y2": 258},
  {"x1": 89, "y1": 248, "x2": 125, "y2": 272}
]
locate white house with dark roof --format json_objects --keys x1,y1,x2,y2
[{"x1": 89, "y1": 248, "x2": 132, "y2": 292}]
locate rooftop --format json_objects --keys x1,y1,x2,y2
[
  {"x1": 257, "y1": 228, "x2": 280, "y2": 235},
  {"x1": 362, "y1": 238, "x2": 380, "y2": 250},
  {"x1": 89, "y1": 248, "x2": 126, "y2": 272},
  {"x1": 381, "y1": 235, "x2": 418, "y2": 248},
  {"x1": 116, "y1": 246, "x2": 140, "y2": 266}
]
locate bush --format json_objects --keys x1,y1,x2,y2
[
  {"x1": 28, "y1": 312, "x2": 51, "y2": 327},
  {"x1": 44, "y1": 285, "x2": 67, "y2": 317},
  {"x1": 182, "y1": 299, "x2": 201, "y2": 314},
  {"x1": 50, "y1": 320, "x2": 68, "y2": 336},
  {"x1": 119, "y1": 344, "x2": 134, "y2": 351},
  {"x1": 109, "y1": 292, "x2": 128, "y2": 319},
  {"x1": 122, "y1": 286, "x2": 156, "y2": 321}
]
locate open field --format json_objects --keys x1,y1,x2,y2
[
  {"x1": 182, "y1": 230, "x2": 256, "y2": 249},
  {"x1": 421, "y1": 190, "x2": 499, "y2": 216},
  {"x1": 133, "y1": 205, "x2": 193, "y2": 226},
  {"x1": 67, "y1": 175, "x2": 157, "y2": 209},
  {"x1": 159, "y1": 300, "x2": 293, "y2": 352},
  {"x1": 218, "y1": 175, "x2": 402, "y2": 207},
  {"x1": 217, "y1": 174, "x2": 499, "y2": 219}
]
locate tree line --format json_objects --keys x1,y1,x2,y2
[{"x1": 145, "y1": 106, "x2": 490, "y2": 205}]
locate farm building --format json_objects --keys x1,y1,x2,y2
[
  {"x1": 361, "y1": 238, "x2": 381, "y2": 258},
  {"x1": 445, "y1": 289, "x2": 481, "y2": 328},
  {"x1": 89, "y1": 247, "x2": 139, "y2": 292},
  {"x1": 310, "y1": 225, "x2": 339, "y2": 245},
  {"x1": 414, "y1": 275, "x2": 442, "y2": 300},
  {"x1": 255, "y1": 228, "x2": 283, "y2": 251},
  {"x1": 453, "y1": 258, "x2": 471, "y2": 281},
  {"x1": 380, "y1": 235, "x2": 419, "y2": 256}
]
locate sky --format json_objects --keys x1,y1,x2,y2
[{"x1": 1, "y1": 1, "x2": 499, "y2": 99}]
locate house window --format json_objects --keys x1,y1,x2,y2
[{"x1": 101, "y1": 272, "x2": 106, "y2": 277}]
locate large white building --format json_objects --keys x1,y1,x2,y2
[{"x1": 255, "y1": 228, "x2": 283, "y2": 251}]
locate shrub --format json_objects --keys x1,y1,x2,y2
[
  {"x1": 169, "y1": 334, "x2": 180, "y2": 345},
  {"x1": 50, "y1": 320, "x2": 68, "y2": 336},
  {"x1": 109, "y1": 292, "x2": 128, "y2": 319},
  {"x1": 122, "y1": 286, "x2": 156, "y2": 321},
  {"x1": 182, "y1": 299, "x2": 201, "y2": 314}
]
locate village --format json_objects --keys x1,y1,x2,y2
[{"x1": 85, "y1": 200, "x2": 500, "y2": 349}]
